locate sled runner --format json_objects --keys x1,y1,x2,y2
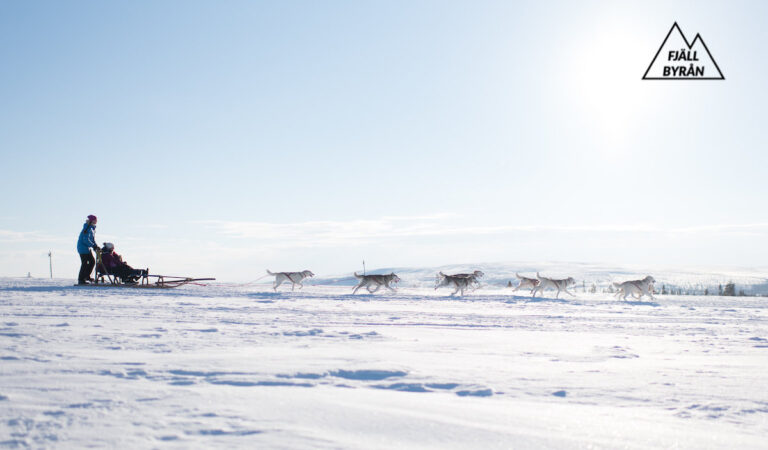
[{"x1": 77, "y1": 273, "x2": 215, "y2": 289}]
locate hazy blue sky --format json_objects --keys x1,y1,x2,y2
[{"x1": 1, "y1": 0, "x2": 766, "y2": 280}]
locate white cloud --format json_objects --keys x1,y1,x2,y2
[
  {"x1": 2, "y1": 219, "x2": 767, "y2": 279},
  {"x1": 3, "y1": 219, "x2": 766, "y2": 250},
  {"x1": 195, "y1": 216, "x2": 768, "y2": 249},
  {"x1": 0, "y1": 229, "x2": 60, "y2": 243}
]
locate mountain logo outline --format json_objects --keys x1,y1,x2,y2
[{"x1": 643, "y1": 22, "x2": 725, "y2": 80}]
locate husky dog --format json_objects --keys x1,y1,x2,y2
[
  {"x1": 435, "y1": 271, "x2": 482, "y2": 296},
  {"x1": 512, "y1": 272, "x2": 539, "y2": 293},
  {"x1": 613, "y1": 276, "x2": 656, "y2": 301},
  {"x1": 266, "y1": 270, "x2": 315, "y2": 291},
  {"x1": 446, "y1": 270, "x2": 484, "y2": 289},
  {"x1": 453, "y1": 270, "x2": 484, "y2": 279},
  {"x1": 532, "y1": 272, "x2": 576, "y2": 298},
  {"x1": 352, "y1": 272, "x2": 401, "y2": 294}
]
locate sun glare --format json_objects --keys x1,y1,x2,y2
[{"x1": 565, "y1": 20, "x2": 656, "y2": 156}]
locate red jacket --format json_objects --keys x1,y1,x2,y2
[{"x1": 101, "y1": 251, "x2": 125, "y2": 269}]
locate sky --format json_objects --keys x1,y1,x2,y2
[{"x1": 1, "y1": 0, "x2": 767, "y2": 280}]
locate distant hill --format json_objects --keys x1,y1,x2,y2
[{"x1": 311, "y1": 262, "x2": 768, "y2": 296}]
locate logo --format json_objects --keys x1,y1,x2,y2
[{"x1": 643, "y1": 22, "x2": 724, "y2": 80}]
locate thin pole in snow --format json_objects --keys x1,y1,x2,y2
[
  {"x1": 48, "y1": 251, "x2": 52, "y2": 279},
  {"x1": 362, "y1": 260, "x2": 366, "y2": 276}
]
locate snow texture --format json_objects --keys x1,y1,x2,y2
[{"x1": 1, "y1": 271, "x2": 767, "y2": 448}]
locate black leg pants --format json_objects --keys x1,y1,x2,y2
[
  {"x1": 78, "y1": 252, "x2": 94, "y2": 284},
  {"x1": 112, "y1": 265, "x2": 146, "y2": 282}
]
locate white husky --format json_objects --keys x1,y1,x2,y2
[
  {"x1": 532, "y1": 272, "x2": 576, "y2": 298},
  {"x1": 613, "y1": 276, "x2": 656, "y2": 301},
  {"x1": 512, "y1": 272, "x2": 539, "y2": 293},
  {"x1": 458, "y1": 270, "x2": 484, "y2": 278},
  {"x1": 352, "y1": 272, "x2": 401, "y2": 294},
  {"x1": 266, "y1": 270, "x2": 314, "y2": 291},
  {"x1": 435, "y1": 271, "x2": 482, "y2": 296},
  {"x1": 438, "y1": 270, "x2": 484, "y2": 288}
]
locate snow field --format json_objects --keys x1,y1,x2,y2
[{"x1": 1, "y1": 278, "x2": 767, "y2": 448}]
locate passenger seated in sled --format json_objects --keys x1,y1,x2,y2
[{"x1": 98, "y1": 242, "x2": 147, "y2": 283}]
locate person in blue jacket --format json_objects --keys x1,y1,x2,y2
[{"x1": 77, "y1": 215, "x2": 99, "y2": 284}]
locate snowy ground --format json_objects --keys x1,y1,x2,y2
[{"x1": 1, "y1": 277, "x2": 767, "y2": 448}]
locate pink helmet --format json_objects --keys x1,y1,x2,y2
[{"x1": 87, "y1": 215, "x2": 97, "y2": 223}]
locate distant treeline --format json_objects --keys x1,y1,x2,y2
[{"x1": 583, "y1": 281, "x2": 762, "y2": 297}]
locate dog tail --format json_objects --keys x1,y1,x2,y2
[
  {"x1": 536, "y1": 271, "x2": 542, "y2": 280},
  {"x1": 612, "y1": 282, "x2": 621, "y2": 288},
  {"x1": 353, "y1": 272, "x2": 363, "y2": 279},
  {"x1": 516, "y1": 272, "x2": 522, "y2": 279},
  {"x1": 266, "y1": 270, "x2": 275, "y2": 275}
]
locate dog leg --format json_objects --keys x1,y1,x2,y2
[{"x1": 352, "y1": 283, "x2": 363, "y2": 295}]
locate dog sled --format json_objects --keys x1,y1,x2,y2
[
  {"x1": 75, "y1": 274, "x2": 216, "y2": 289},
  {"x1": 98, "y1": 272, "x2": 214, "y2": 289},
  {"x1": 75, "y1": 249, "x2": 215, "y2": 289},
  {"x1": 77, "y1": 272, "x2": 215, "y2": 289}
]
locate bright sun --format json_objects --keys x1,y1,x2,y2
[{"x1": 564, "y1": 20, "x2": 657, "y2": 156}]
